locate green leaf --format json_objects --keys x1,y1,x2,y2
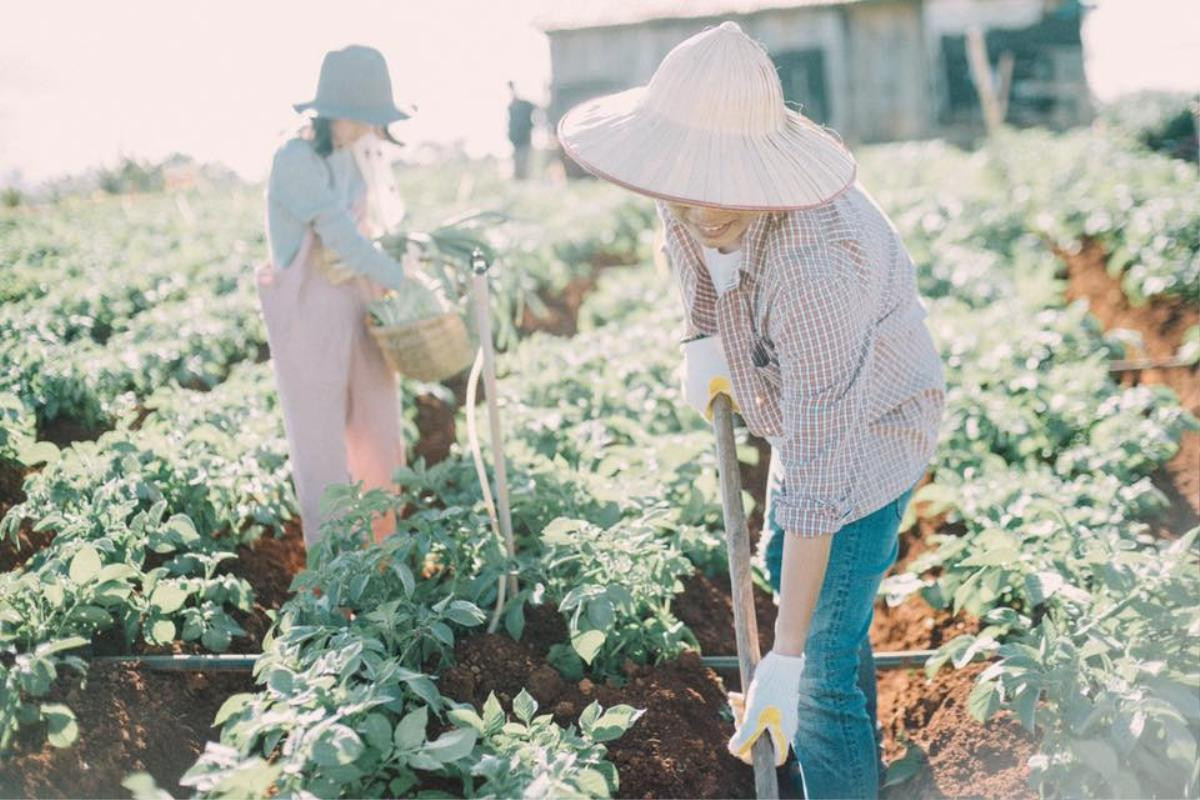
[
  {"x1": 966, "y1": 680, "x2": 1000, "y2": 723},
  {"x1": 406, "y1": 752, "x2": 442, "y2": 771},
  {"x1": 213, "y1": 693, "x2": 254, "y2": 727},
  {"x1": 445, "y1": 600, "x2": 486, "y2": 627},
  {"x1": 34, "y1": 636, "x2": 89, "y2": 658},
  {"x1": 505, "y1": 598, "x2": 526, "y2": 640},
  {"x1": 69, "y1": 545, "x2": 102, "y2": 584},
  {"x1": 574, "y1": 767, "x2": 610, "y2": 797},
  {"x1": 1012, "y1": 683, "x2": 1039, "y2": 733},
  {"x1": 548, "y1": 643, "x2": 585, "y2": 681},
  {"x1": 17, "y1": 440, "x2": 59, "y2": 467},
  {"x1": 586, "y1": 598, "x2": 615, "y2": 629},
  {"x1": 266, "y1": 669, "x2": 293, "y2": 695},
  {"x1": 394, "y1": 705, "x2": 429, "y2": 750},
  {"x1": 591, "y1": 705, "x2": 643, "y2": 742},
  {"x1": 430, "y1": 621, "x2": 455, "y2": 646},
  {"x1": 150, "y1": 583, "x2": 188, "y2": 615},
  {"x1": 70, "y1": 605, "x2": 112, "y2": 626},
  {"x1": 423, "y1": 727, "x2": 476, "y2": 764},
  {"x1": 882, "y1": 743, "x2": 928, "y2": 788},
  {"x1": 42, "y1": 704, "x2": 78, "y2": 748},
  {"x1": 579, "y1": 700, "x2": 602, "y2": 734},
  {"x1": 311, "y1": 724, "x2": 363, "y2": 767},
  {"x1": 122, "y1": 773, "x2": 173, "y2": 800},
  {"x1": 482, "y1": 693, "x2": 504, "y2": 733},
  {"x1": 964, "y1": 546, "x2": 1020, "y2": 567},
  {"x1": 362, "y1": 713, "x2": 393, "y2": 752},
  {"x1": 1145, "y1": 676, "x2": 1200, "y2": 722},
  {"x1": 512, "y1": 689, "x2": 537, "y2": 724},
  {"x1": 405, "y1": 675, "x2": 441, "y2": 708},
  {"x1": 147, "y1": 618, "x2": 176, "y2": 645},
  {"x1": 571, "y1": 629, "x2": 606, "y2": 665},
  {"x1": 1071, "y1": 738, "x2": 1119, "y2": 784},
  {"x1": 165, "y1": 514, "x2": 200, "y2": 545},
  {"x1": 542, "y1": 517, "x2": 584, "y2": 544},
  {"x1": 201, "y1": 626, "x2": 232, "y2": 653},
  {"x1": 447, "y1": 707, "x2": 484, "y2": 734},
  {"x1": 393, "y1": 562, "x2": 416, "y2": 596}
]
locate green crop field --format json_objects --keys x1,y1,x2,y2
[{"x1": 1, "y1": 124, "x2": 1198, "y2": 800}]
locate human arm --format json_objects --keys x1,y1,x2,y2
[{"x1": 268, "y1": 140, "x2": 405, "y2": 288}]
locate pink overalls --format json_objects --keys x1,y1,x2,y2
[{"x1": 255, "y1": 200, "x2": 403, "y2": 547}]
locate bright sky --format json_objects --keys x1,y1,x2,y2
[{"x1": 0, "y1": 0, "x2": 1195, "y2": 187}]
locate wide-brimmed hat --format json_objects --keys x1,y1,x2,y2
[
  {"x1": 294, "y1": 45, "x2": 410, "y2": 126},
  {"x1": 557, "y1": 21, "x2": 855, "y2": 210}
]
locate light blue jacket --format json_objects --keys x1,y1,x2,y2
[{"x1": 265, "y1": 137, "x2": 405, "y2": 289}]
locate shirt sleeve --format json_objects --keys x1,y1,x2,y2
[
  {"x1": 656, "y1": 203, "x2": 717, "y2": 339},
  {"x1": 768, "y1": 248, "x2": 870, "y2": 538},
  {"x1": 268, "y1": 140, "x2": 404, "y2": 288}
]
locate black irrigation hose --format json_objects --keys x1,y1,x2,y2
[
  {"x1": 88, "y1": 649, "x2": 963, "y2": 674},
  {"x1": 1108, "y1": 355, "x2": 1196, "y2": 373}
]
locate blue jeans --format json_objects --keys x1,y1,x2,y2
[{"x1": 758, "y1": 452, "x2": 915, "y2": 799}]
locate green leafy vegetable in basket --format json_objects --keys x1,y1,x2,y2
[{"x1": 367, "y1": 277, "x2": 449, "y2": 327}]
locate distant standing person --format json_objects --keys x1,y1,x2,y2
[
  {"x1": 507, "y1": 81, "x2": 535, "y2": 180},
  {"x1": 257, "y1": 45, "x2": 434, "y2": 548}
]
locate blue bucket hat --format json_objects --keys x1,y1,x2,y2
[{"x1": 294, "y1": 45, "x2": 410, "y2": 125}]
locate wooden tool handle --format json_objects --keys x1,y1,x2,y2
[{"x1": 711, "y1": 394, "x2": 780, "y2": 799}]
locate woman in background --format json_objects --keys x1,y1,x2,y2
[{"x1": 258, "y1": 44, "x2": 418, "y2": 548}]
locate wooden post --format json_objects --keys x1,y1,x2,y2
[{"x1": 711, "y1": 393, "x2": 779, "y2": 799}]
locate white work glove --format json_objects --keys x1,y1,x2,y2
[
  {"x1": 681, "y1": 335, "x2": 739, "y2": 421},
  {"x1": 727, "y1": 650, "x2": 806, "y2": 767}
]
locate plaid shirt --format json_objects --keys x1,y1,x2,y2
[{"x1": 660, "y1": 183, "x2": 945, "y2": 537}]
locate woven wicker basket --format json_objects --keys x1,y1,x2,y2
[{"x1": 368, "y1": 311, "x2": 474, "y2": 383}]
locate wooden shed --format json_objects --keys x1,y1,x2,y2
[{"x1": 541, "y1": 0, "x2": 1090, "y2": 145}]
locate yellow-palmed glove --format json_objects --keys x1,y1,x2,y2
[
  {"x1": 727, "y1": 650, "x2": 806, "y2": 767},
  {"x1": 681, "y1": 335, "x2": 739, "y2": 421}
]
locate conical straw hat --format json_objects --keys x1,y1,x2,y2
[{"x1": 557, "y1": 21, "x2": 856, "y2": 210}]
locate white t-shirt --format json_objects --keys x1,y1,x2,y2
[
  {"x1": 701, "y1": 246, "x2": 743, "y2": 295},
  {"x1": 701, "y1": 245, "x2": 784, "y2": 448}
]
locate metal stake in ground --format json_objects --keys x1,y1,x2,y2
[{"x1": 711, "y1": 393, "x2": 780, "y2": 799}]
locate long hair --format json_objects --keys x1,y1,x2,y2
[{"x1": 308, "y1": 116, "x2": 402, "y2": 157}]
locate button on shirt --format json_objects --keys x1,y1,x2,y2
[{"x1": 661, "y1": 183, "x2": 946, "y2": 537}]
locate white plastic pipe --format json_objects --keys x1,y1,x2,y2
[{"x1": 471, "y1": 251, "x2": 517, "y2": 604}]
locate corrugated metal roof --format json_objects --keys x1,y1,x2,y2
[{"x1": 539, "y1": 0, "x2": 867, "y2": 33}]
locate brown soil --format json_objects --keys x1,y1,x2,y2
[
  {"x1": 0, "y1": 462, "x2": 26, "y2": 508},
  {"x1": 870, "y1": 594, "x2": 980, "y2": 653},
  {"x1": 224, "y1": 523, "x2": 307, "y2": 651},
  {"x1": 518, "y1": 275, "x2": 597, "y2": 338},
  {"x1": 439, "y1": 620, "x2": 758, "y2": 799},
  {"x1": 1061, "y1": 240, "x2": 1200, "y2": 533},
  {"x1": 412, "y1": 392, "x2": 458, "y2": 467},
  {"x1": 0, "y1": 664, "x2": 254, "y2": 800},
  {"x1": 878, "y1": 662, "x2": 1039, "y2": 800},
  {"x1": 38, "y1": 416, "x2": 110, "y2": 449},
  {"x1": 0, "y1": 521, "x2": 55, "y2": 574},
  {"x1": 675, "y1": 572, "x2": 777, "y2": 656}
]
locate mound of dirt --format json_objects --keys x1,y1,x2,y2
[
  {"x1": 878, "y1": 662, "x2": 1039, "y2": 800},
  {"x1": 0, "y1": 664, "x2": 253, "y2": 799}
]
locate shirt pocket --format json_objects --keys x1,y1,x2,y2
[{"x1": 751, "y1": 334, "x2": 782, "y2": 393}]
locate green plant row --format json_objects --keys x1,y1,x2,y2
[{"x1": 0, "y1": 364, "x2": 295, "y2": 753}]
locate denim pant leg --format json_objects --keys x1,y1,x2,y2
[{"x1": 758, "y1": 451, "x2": 910, "y2": 799}]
